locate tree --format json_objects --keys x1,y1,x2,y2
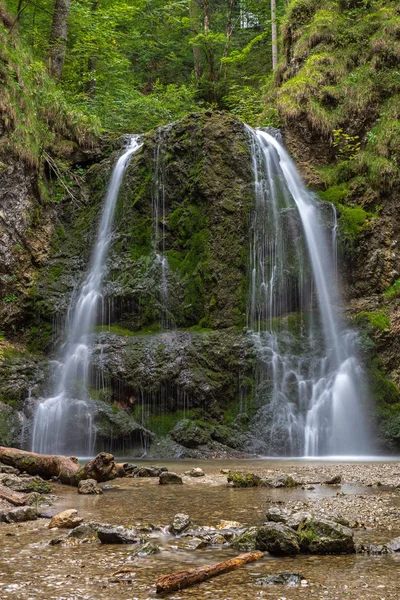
[
  {"x1": 271, "y1": 0, "x2": 277, "y2": 70},
  {"x1": 48, "y1": 0, "x2": 72, "y2": 78}
]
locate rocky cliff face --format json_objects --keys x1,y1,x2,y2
[{"x1": 1, "y1": 103, "x2": 399, "y2": 453}]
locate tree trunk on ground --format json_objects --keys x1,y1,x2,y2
[
  {"x1": 0, "y1": 447, "x2": 125, "y2": 486},
  {"x1": 271, "y1": 0, "x2": 278, "y2": 70},
  {"x1": 156, "y1": 551, "x2": 264, "y2": 594},
  {"x1": 48, "y1": 0, "x2": 72, "y2": 78}
]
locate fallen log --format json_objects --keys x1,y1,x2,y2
[
  {"x1": 0, "y1": 486, "x2": 28, "y2": 506},
  {"x1": 156, "y1": 551, "x2": 264, "y2": 594},
  {"x1": 0, "y1": 447, "x2": 125, "y2": 486}
]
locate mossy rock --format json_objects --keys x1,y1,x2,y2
[
  {"x1": 227, "y1": 471, "x2": 261, "y2": 488},
  {"x1": 170, "y1": 419, "x2": 211, "y2": 448}
]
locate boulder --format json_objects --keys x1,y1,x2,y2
[
  {"x1": 96, "y1": 524, "x2": 138, "y2": 544},
  {"x1": 231, "y1": 527, "x2": 258, "y2": 551},
  {"x1": 170, "y1": 419, "x2": 211, "y2": 448},
  {"x1": 325, "y1": 475, "x2": 342, "y2": 485},
  {"x1": 298, "y1": 517, "x2": 355, "y2": 554},
  {"x1": 178, "y1": 536, "x2": 210, "y2": 550},
  {"x1": 0, "y1": 506, "x2": 37, "y2": 523},
  {"x1": 286, "y1": 511, "x2": 312, "y2": 530},
  {"x1": 49, "y1": 509, "x2": 83, "y2": 529},
  {"x1": 266, "y1": 507, "x2": 290, "y2": 523},
  {"x1": 256, "y1": 523, "x2": 300, "y2": 556},
  {"x1": 50, "y1": 524, "x2": 99, "y2": 546},
  {"x1": 133, "y1": 542, "x2": 161, "y2": 556},
  {"x1": 261, "y1": 476, "x2": 298, "y2": 488},
  {"x1": 123, "y1": 463, "x2": 137, "y2": 475},
  {"x1": 227, "y1": 471, "x2": 261, "y2": 487},
  {"x1": 137, "y1": 466, "x2": 167, "y2": 477},
  {"x1": 0, "y1": 473, "x2": 51, "y2": 493},
  {"x1": 170, "y1": 513, "x2": 191, "y2": 535},
  {"x1": 159, "y1": 472, "x2": 183, "y2": 485},
  {"x1": 254, "y1": 572, "x2": 304, "y2": 586},
  {"x1": 185, "y1": 467, "x2": 205, "y2": 477},
  {"x1": 78, "y1": 479, "x2": 103, "y2": 495}
]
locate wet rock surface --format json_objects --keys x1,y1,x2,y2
[
  {"x1": 159, "y1": 472, "x2": 183, "y2": 485},
  {"x1": 49, "y1": 509, "x2": 83, "y2": 529},
  {"x1": 0, "y1": 506, "x2": 37, "y2": 523},
  {"x1": 254, "y1": 572, "x2": 305, "y2": 586},
  {"x1": 78, "y1": 479, "x2": 103, "y2": 495},
  {"x1": 256, "y1": 522, "x2": 301, "y2": 556},
  {"x1": 96, "y1": 524, "x2": 138, "y2": 544}
]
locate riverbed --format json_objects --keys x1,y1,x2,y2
[{"x1": 1, "y1": 459, "x2": 400, "y2": 599}]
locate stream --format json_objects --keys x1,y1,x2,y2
[{"x1": 1, "y1": 459, "x2": 400, "y2": 599}]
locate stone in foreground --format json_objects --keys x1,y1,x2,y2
[
  {"x1": 78, "y1": 479, "x2": 103, "y2": 495},
  {"x1": 185, "y1": 467, "x2": 205, "y2": 477},
  {"x1": 0, "y1": 506, "x2": 37, "y2": 523},
  {"x1": 170, "y1": 513, "x2": 191, "y2": 535},
  {"x1": 159, "y1": 472, "x2": 183, "y2": 485},
  {"x1": 298, "y1": 517, "x2": 355, "y2": 554},
  {"x1": 96, "y1": 524, "x2": 138, "y2": 544},
  {"x1": 254, "y1": 572, "x2": 305, "y2": 586},
  {"x1": 49, "y1": 509, "x2": 83, "y2": 529},
  {"x1": 231, "y1": 526, "x2": 258, "y2": 551},
  {"x1": 256, "y1": 523, "x2": 300, "y2": 556}
]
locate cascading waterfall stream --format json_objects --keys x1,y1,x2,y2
[
  {"x1": 152, "y1": 129, "x2": 173, "y2": 330},
  {"x1": 246, "y1": 127, "x2": 370, "y2": 456},
  {"x1": 32, "y1": 136, "x2": 143, "y2": 456}
]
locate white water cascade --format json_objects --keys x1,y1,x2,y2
[
  {"x1": 32, "y1": 136, "x2": 142, "y2": 455},
  {"x1": 152, "y1": 129, "x2": 173, "y2": 329},
  {"x1": 247, "y1": 127, "x2": 370, "y2": 456}
]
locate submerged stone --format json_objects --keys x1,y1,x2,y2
[
  {"x1": 254, "y1": 572, "x2": 305, "y2": 586},
  {"x1": 133, "y1": 542, "x2": 161, "y2": 556}
]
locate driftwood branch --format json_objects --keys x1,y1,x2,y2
[
  {"x1": 0, "y1": 447, "x2": 125, "y2": 486},
  {"x1": 156, "y1": 551, "x2": 264, "y2": 594}
]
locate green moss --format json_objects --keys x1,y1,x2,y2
[
  {"x1": 384, "y1": 279, "x2": 400, "y2": 299},
  {"x1": 227, "y1": 471, "x2": 261, "y2": 487},
  {"x1": 338, "y1": 206, "x2": 368, "y2": 240},
  {"x1": 355, "y1": 310, "x2": 390, "y2": 331}
]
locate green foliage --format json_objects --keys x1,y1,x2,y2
[
  {"x1": 385, "y1": 279, "x2": 400, "y2": 299},
  {"x1": 338, "y1": 206, "x2": 368, "y2": 240},
  {"x1": 274, "y1": 0, "x2": 400, "y2": 192},
  {"x1": 5, "y1": 0, "x2": 277, "y2": 131},
  {"x1": 333, "y1": 129, "x2": 360, "y2": 160},
  {"x1": 355, "y1": 310, "x2": 390, "y2": 331}
]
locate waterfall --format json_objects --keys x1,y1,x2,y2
[
  {"x1": 246, "y1": 127, "x2": 370, "y2": 456},
  {"x1": 152, "y1": 130, "x2": 173, "y2": 329},
  {"x1": 32, "y1": 136, "x2": 142, "y2": 456}
]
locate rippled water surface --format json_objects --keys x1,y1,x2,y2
[{"x1": 1, "y1": 459, "x2": 400, "y2": 599}]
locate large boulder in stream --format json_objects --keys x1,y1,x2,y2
[
  {"x1": 298, "y1": 517, "x2": 355, "y2": 554},
  {"x1": 256, "y1": 523, "x2": 300, "y2": 556}
]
